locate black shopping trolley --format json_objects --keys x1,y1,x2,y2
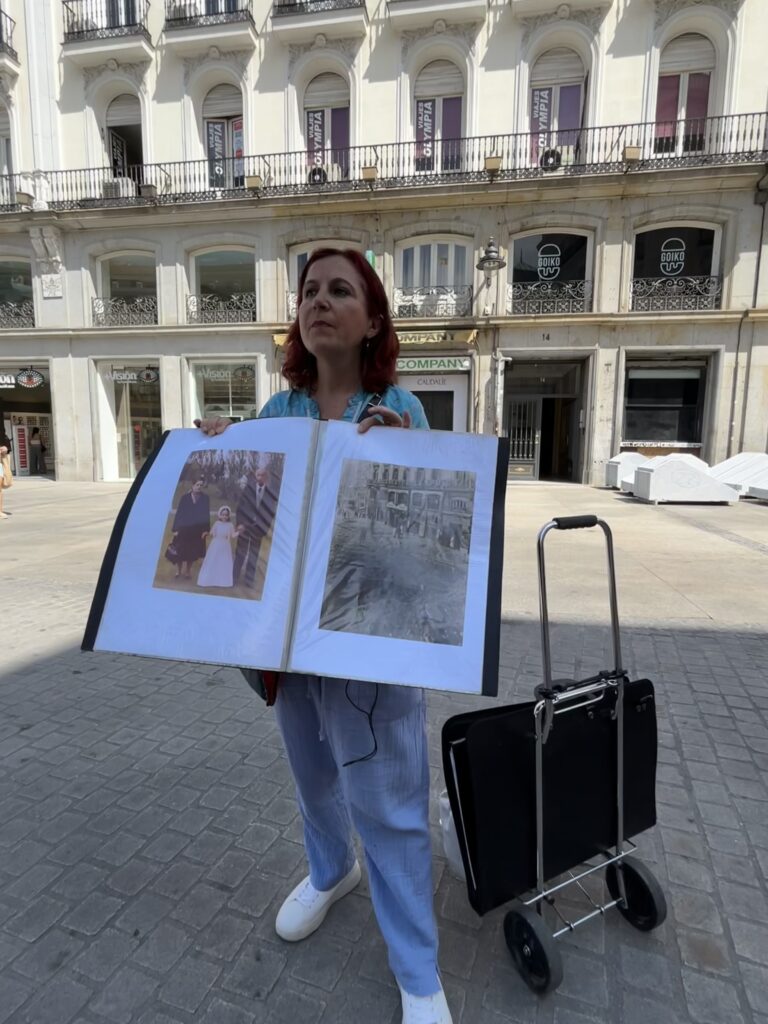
[{"x1": 442, "y1": 515, "x2": 667, "y2": 994}]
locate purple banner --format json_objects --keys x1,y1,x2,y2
[
  {"x1": 416, "y1": 99, "x2": 435, "y2": 170},
  {"x1": 306, "y1": 109, "x2": 325, "y2": 166}
]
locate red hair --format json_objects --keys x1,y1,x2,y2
[{"x1": 282, "y1": 247, "x2": 399, "y2": 393}]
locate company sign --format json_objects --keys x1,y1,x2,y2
[
  {"x1": 660, "y1": 238, "x2": 686, "y2": 277},
  {"x1": 397, "y1": 356, "x2": 471, "y2": 373},
  {"x1": 537, "y1": 242, "x2": 561, "y2": 281}
]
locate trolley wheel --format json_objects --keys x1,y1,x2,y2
[
  {"x1": 606, "y1": 855, "x2": 667, "y2": 932},
  {"x1": 503, "y1": 905, "x2": 563, "y2": 994}
]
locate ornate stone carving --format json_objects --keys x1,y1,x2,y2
[
  {"x1": 653, "y1": 0, "x2": 743, "y2": 27},
  {"x1": 288, "y1": 37, "x2": 359, "y2": 74},
  {"x1": 182, "y1": 49, "x2": 249, "y2": 85},
  {"x1": 83, "y1": 61, "x2": 148, "y2": 92},
  {"x1": 30, "y1": 226, "x2": 64, "y2": 298},
  {"x1": 0, "y1": 72, "x2": 14, "y2": 104},
  {"x1": 401, "y1": 22, "x2": 478, "y2": 59},
  {"x1": 519, "y1": 6, "x2": 608, "y2": 44}
]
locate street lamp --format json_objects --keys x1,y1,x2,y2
[{"x1": 476, "y1": 237, "x2": 506, "y2": 314}]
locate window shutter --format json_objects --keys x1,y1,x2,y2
[
  {"x1": 106, "y1": 93, "x2": 141, "y2": 127},
  {"x1": 414, "y1": 60, "x2": 463, "y2": 99},
  {"x1": 531, "y1": 48, "x2": 584, "y2": 87},
  {"x1": 304, "y1": 73, "x2": 349, "y2": 109},
  {"x1": 202, "y1": 84, "x2": 242, "y2": 119},
  {"x1": 660, "y1": 34, "x2": 715, "y2": 74}
]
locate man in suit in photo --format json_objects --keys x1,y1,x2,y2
[{"x1": 233, "y1": 465, "x2": 279, "y2": 590}]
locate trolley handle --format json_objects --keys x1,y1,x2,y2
[
  {"x1": 537, "y1": 516, "x2": 624, "y2": 692},
  {"x1": 553, "y1": 515, "x2": 598, "y2": 531}
]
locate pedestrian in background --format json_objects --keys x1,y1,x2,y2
[
  {"x1": 28, "y1": 427, "x2": 45, "y2": 475},
  {"x1": 0, "y1": 426, "x2": 12, "y2": 519}
]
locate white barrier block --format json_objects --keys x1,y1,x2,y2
[
  {"x1": 606, "y1": 452, "x2": 650, "y2": 488},
  {"x1": 634, "y1": 455, "x2": 737, "y2": 504},
  {"x1": 709, "y1": 452, "x2": 768, "y2": 493}
]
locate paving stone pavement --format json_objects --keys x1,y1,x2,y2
[{"x1": 1, "y1": 479, "x2": 767, "y2": 1024}]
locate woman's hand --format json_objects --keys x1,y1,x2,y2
[
  {"x1": 194, "y1": 417, "x2": 232, "y2": 437},
  {"x1": 357, "y1": 406, "x2": 411, "y2": 434}
]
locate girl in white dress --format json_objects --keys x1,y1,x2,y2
[{"x1": 197, "y1": 506, "x2": 240, "y2": 588}]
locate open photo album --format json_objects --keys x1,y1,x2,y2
[{"x1": 83, "y1": 418, "x2": 508, "y2": 695}]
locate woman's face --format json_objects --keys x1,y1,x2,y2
[
  {"x1": 192, "y1": 480, "x2": 204, "y2": 494},
  {"x1": 298, "y1": 255, "x2": 378, "y2": 363}
]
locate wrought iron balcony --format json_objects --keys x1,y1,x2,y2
[
  {"x1": 29, "y1": 111, "x2": 768, "y2": 212},
  {"x1": 165, "y1": 0, "x2": 254, "y2": 28},
  {"x1": 92, "y1": 296, "x2": 158, "y2": 327},
  {"x1": 0, "y1": 300, "x2": 34, "y2": 328},
  {"x1": 0, "y1": 9, "x2": 19, "y2": 63},
  {"x1": 271, "y1": 0, "x2": 367, "y2": 41},
  {"x1": 393, "y1": 286, "x2": 473, "y2": 318},
  {"x1": 0, "y1": 174, "x2": 26, "y2": 211},
  {"x1": 187, "y1": 292, "x2": 257, "y2": 323},
  {"x1": 273, "y1": 0, "x2": 365, "y2": 16},
  {"x1": 507, "y1": 280, "x2": 593, "y2": 315},
  {"x1": 63, "y1": 0, "x2": 152, "y2": 41},
  {"x1": 630, "y1": 275, "x2": 723, "y2": 312}
]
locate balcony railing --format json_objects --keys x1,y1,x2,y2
[
  {"x1": 92, "y1": 296, "x2": 158, "y2": 326},
  {"x1": 630, "y1": 275, "x2": 723, "y2": 312},
  {"x1": 31, "y1": 111, "x2": 768, "y2": 211},
  {"x1": 187, "y1": 292, "x2": 257, "y2": 323},
  {"x1": 0, "y1": 9, "x2": 19, "y2": 61},
  {"x1": 287, "y1": 290, "x2": 297, "y2": 319},
  {"x1": 63, "y1": 0, "x2": 151, "y2": 42},
  {"x1": 165, "y1": 0, "x2": 254, "y2": 28},
  {"x1": 273, "y1": 0, "x2": 364, "y2": 15},
  {"x1": 393, "y1": 286, "x2": 473, "y2": 318},
  {"x1": 0, "y1": 300, "x2": 34, "y2": 328},
  {"x1": 0, "y1": 174, "x2": 26, "y2": 211},
  {"x1": 507, "y1": 280, "x2": 593, "y2": 315}
]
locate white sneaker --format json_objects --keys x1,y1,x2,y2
[
  {"x1": 399, "y1": 981, "x2": 453, "y2": 1024},
  {"x1": 275, "y1": 860, "x2": 361, "y2": 941}
]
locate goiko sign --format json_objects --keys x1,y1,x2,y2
[
  {"x1": 537, "y1": 242, "x2": 561, "y2": 281},
  {"x1": 660, "y1": 238, "x2": 686, "y2": 277}
]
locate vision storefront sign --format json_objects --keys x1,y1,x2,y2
[
  {"x1": 101, "y1": 367, "x2": 159, "y2": 385},
  {"x1": 0, "y1": 368, "x2": 47, "y2": 389}
]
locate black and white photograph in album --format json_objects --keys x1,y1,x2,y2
[
  {"x1": 319, "y1": 459, "x2": 476, "y2": 645},
  {"x1": 153, "y1": 449, "x2": 284, "y2": 601}
]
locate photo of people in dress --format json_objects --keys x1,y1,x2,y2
[
  {"x1": 319, "y1": 459, "x2": 475, "y2": 645},
  {"x1": 153, "y1": 449, "x2": 283, "y2": 601}
]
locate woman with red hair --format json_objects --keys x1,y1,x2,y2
[{"x1": 198, "y1": 248, "x2": 451, "y2": 1024}]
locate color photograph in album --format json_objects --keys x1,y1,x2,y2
[
  {"x1": 320, "y1": 459, "x2": 476, "y2": 646},
  {"x1": 153, "y1": 448, "x2": 284, "y2": 601}
]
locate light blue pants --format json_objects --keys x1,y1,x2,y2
[{"x1": 274, "y1": 673, "x2": 440, "y2": 996}]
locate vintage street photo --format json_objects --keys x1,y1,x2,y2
[
  {"x1": 319, "y1": 459, "x2": 476, "y2": 645},
  {"x1": 153, "y1": 449, "x2": 283, "y2": 601}
]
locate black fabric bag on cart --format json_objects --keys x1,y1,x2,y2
[{"x1": 442, "y1": 679, "x2": 658, "y2": 916}]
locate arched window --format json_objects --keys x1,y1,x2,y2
[
  {"x1": 655, "y1": 34, "x2": 715, "y2": 154},
  {"x1": 529, "y1": 48, "x2": 585, "y2": 166},
  {"x1": 395, "y1": 237, "x2": 472, "y2": 317},
  {"x1": 508, "y1": 233, "x2": 592, "y2": 314},
  {"x1": 106, "y1": 94, "x2": 143, "y2": 182},
  {"x1": 631, "y1": 226, "x2": 720, "y2": 311},
  {"x1": 203, "y1": 83, "x2": 244, "y2": 188},
  {"x1": 303, "y1": 73, "x2": 350, "y2": 181},
  {"x1": 413, "y1": 60, "x2": 464, "y2": 172},
  {"x1": 95, "y1": 254, "x2": 157, "y2": 327},
  {"x1": 0, "y1": 260, "x2": 34, "y2": 328},
  {"x1": 189, "y1": 249, "x2": 256, "y2": 323}
]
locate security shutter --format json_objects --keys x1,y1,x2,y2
[
  {"x1": 414, "y1": 60, "x2": 464, "y2": 99},
  {"x1": 659, "y1": 34, "x2": 715, "y2": 74},
  {"x1": 531, "y1": 48, "x2": 585, "y2": 86},
  {"x1": 202, "y1": 84, "x2": 242, "y2": 119},
  {"x1": 106, "y1": 93, "x2": 141, "y2": 127},
  {"x1": 304, "y1": 73, "x2": 349, "y2": 109}
]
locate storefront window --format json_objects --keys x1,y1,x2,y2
[
  {"x1": 191, "y1": 362, "x2": 259, "y2": 422},
  {"x1": 623, "y1": 367, "x2": 705, "y2": 443},
  {"x1": 190, "y1": 251, "x2": 256, "y2": 323},
  {"x1": 98, "y1": 363, "x2": 162, "y2": 479}
]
